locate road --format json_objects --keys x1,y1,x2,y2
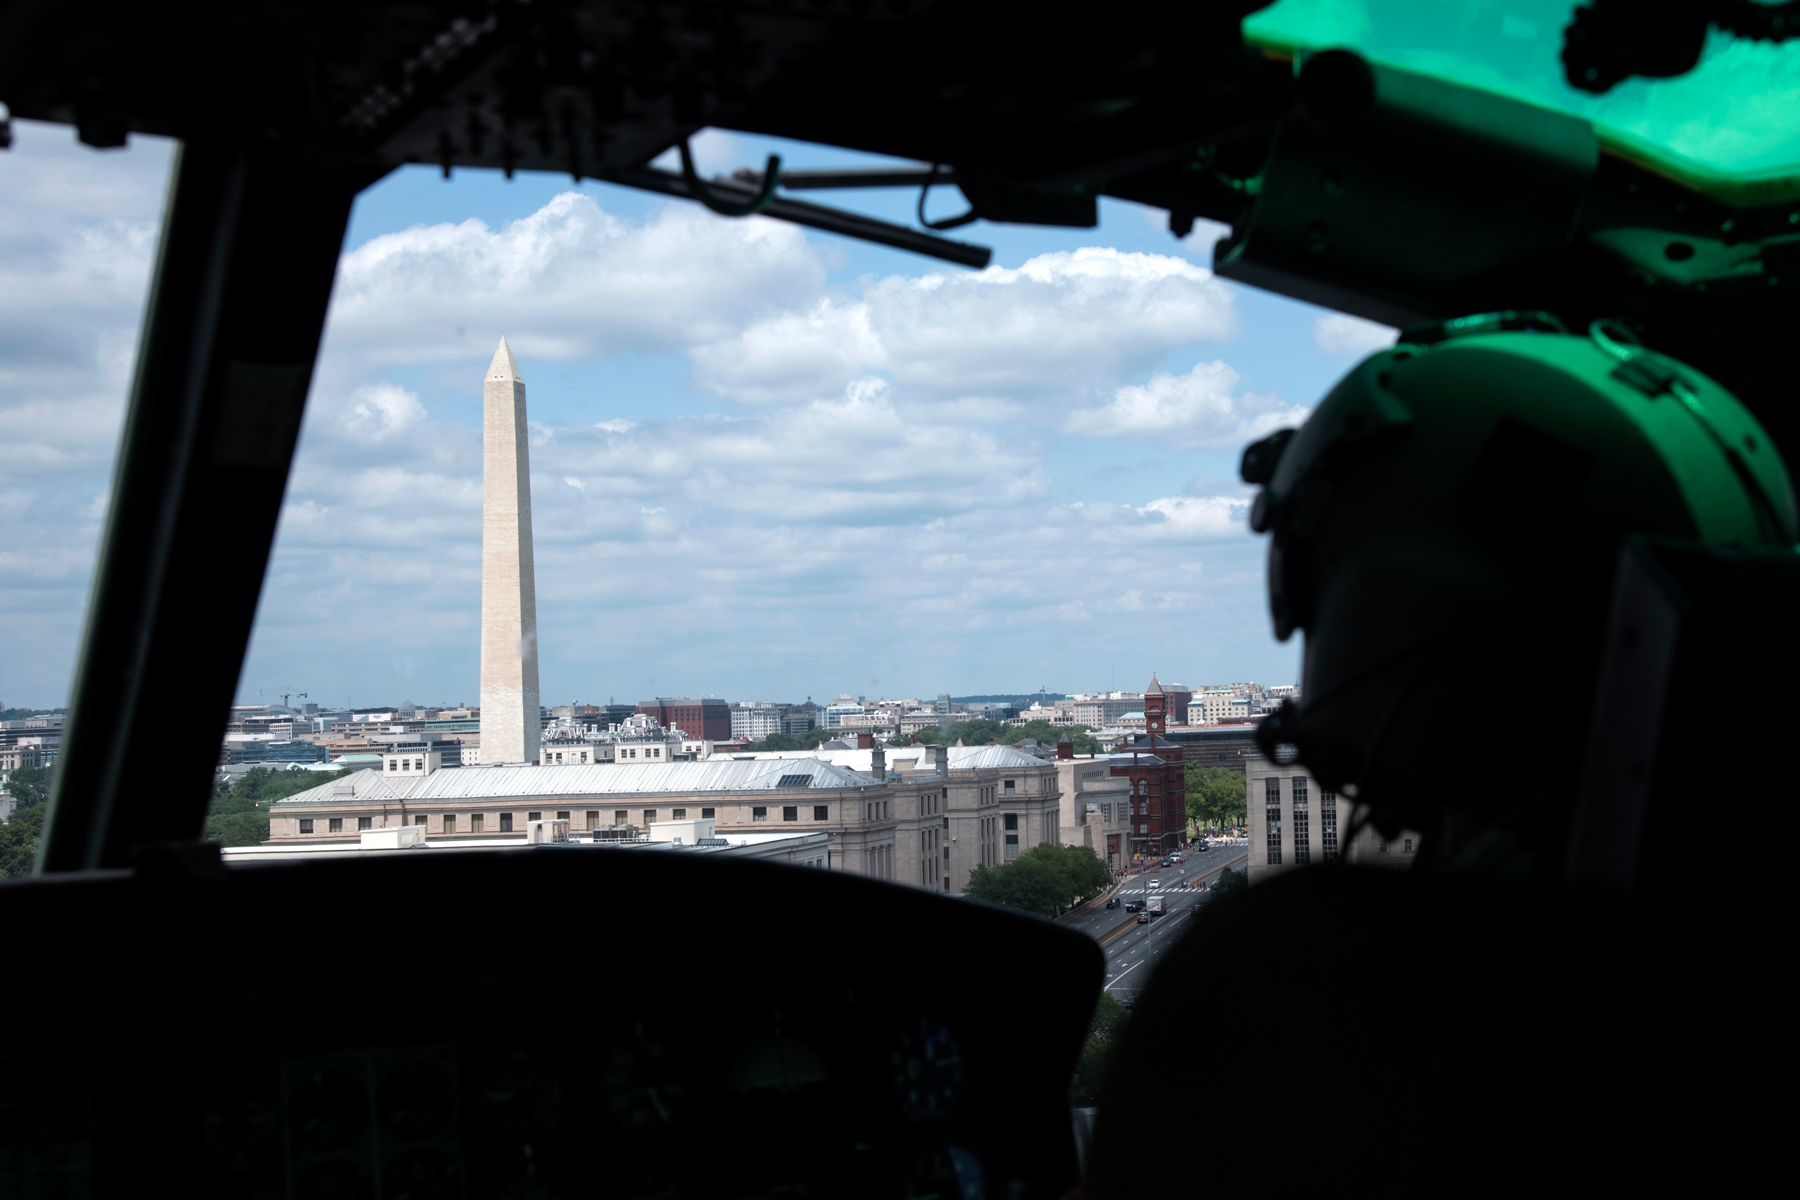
[{"x1": 1060, "y1": 841, "x2": 1250, "y2": 1002}]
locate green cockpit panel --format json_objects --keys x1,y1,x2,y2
[{"x1": 1244, "y1": 0, "x2": 1800, "y2": 207}]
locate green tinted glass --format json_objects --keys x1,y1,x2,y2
[{"x1": 1244, "y1": 0, "x2": 1800, "y2": 205}]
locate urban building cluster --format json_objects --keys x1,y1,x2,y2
[
  {"x1": 251, "y1": 672, "x2": 1274, "y2": 891},
  {"x1": 1, "y1": 714, "x2": 62, "y2": 822},
  {"x1": 789, "y1": 682, "x2": 1297, "y2": 739},
  {"x1": 1, "y1": 713, "x2": 61, "y2": 772}
]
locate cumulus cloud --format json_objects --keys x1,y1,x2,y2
[
  {"x1": 340, "y1": 384, "x2": 427, "y2": 442},
  {"x1": 1067, "y1": 361, "x2": 1310, "y2": 448},
  {"x1": 254, "y1": 195, "x2": 1283, "y2": 698},
  {"x1": 691, "y1": 247, "x2": 1239, "y2": 404},
  {"x1": 326, "y1": 192, "x2": 828, "y2": 367},
  {"x1": 253, "y1": 353, "x2": 1272, "y2": 702},
  {"x1": 1136, "y1": 495, "x2": 1252, "y2": 539},
  {"x1": 525, "y1": 377, "x2": 1045, "y2": 529},
  {"x1": 0, "y1": 149, "x2": 1290, "y2": 706},
  {"x1": 0, "y1": 121, "x2": 174, "y2": 702},
  {"x1": 1313, "y1": 312, "x2": 1398, "y2": 355}
]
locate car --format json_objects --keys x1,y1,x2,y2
[
  {"x1": 1147, "y1": 879, "x2": 1161, "y2": 890},
  {"x1": 1125, "y1": 899, "x2": 1143, "y2": 913},
  {"x1": 1106, "y1": 897, "x2": 1119, "y2": 909},
  {"x1": 1136, "y1": 912, "x2": 1150, "y2": 924},
  {"x1": 1197, "y1": 842, "x2": 1210, "y2": 852}
]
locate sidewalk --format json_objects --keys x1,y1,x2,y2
[{"x1": 1057, "y1": 880, "x2": 1122, "y2": 924}]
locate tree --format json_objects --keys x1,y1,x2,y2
[
  {"x1": 0, "y1": 763, "x2": 345, "y2": 865},
  {"x1": 1044, "y1": 842, "x2": 1113, "y2": 901},
  {"x1": 964, "y1": 844, "x2": 1111, "y2": 917},
  {"x1": 0, "y1": 802, "x2": 45, "y2": 879},
  {"x1": 1185, "y1": 764, "x2": 1247, "y2": 833},
  {"x1": 4, "y1": 765, "x2": 53, "y2": 811},
  {"x1": 0, "y1": 706, "x2": 65, "y2": 723},
  {"x1": 1068, "y1": 990, "x2": 1128, "y2": 1104},
  {"x1": 910, "y1": 719, "x2": 1104, "y2": 755},
  {"x1": 746, "y1": 727, "x2": 841, "y2": 752},
  {"x1": 1211, "y1": 864, "x2": 1248, "y2": 898},
  {"x1": 204, "y1": 766, "x2": 349, "y2": 847}
]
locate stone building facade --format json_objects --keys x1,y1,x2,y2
[
  {"x1": 1055, "y1": 747, "x2": 1134, "y2": 870},
  {"x1": 1244, "y1": 751, "x2": 1423, "y2": 883},
  {"x1": 266, "y1": 745, "x2": 1062, "y2": 895},
  {"x1": 709, "y1": 743, "x2": 1062, "y2": 891}
]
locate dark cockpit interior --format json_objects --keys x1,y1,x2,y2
[{"x1": 2, "y1": 1, "x2": 1794, "y2": 1194}]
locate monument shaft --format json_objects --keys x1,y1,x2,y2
[{"x1": 480, "y1": 337, "x2": 541, "y2": 764}]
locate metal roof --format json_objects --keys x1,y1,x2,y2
[
  {"x1": 272, "y1": 757, "x2": 882, "y2": 807},
  {"x1": 719, "y1": 744, "x2": 1050, "y2": 773}
]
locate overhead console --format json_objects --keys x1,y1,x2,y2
[{"x1": 1213, "y1": 50, "x2": 1599, "y2": 328}]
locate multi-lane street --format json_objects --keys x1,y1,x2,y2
[{"x1": 1060, "y1": 841, "x2": 1250, "y2": 1002}]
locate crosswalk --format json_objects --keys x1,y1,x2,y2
[{"x1": 1097, "y1": 850, "x2": 1249, "y2": 994}]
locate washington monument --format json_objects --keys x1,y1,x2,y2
[{"x1": 480, "y1": 337, "x2": 541, "y2": 764}]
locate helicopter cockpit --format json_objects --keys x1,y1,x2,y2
[{"x1": 1, "y1": 1, "x2": 1792, "y2": 1194}]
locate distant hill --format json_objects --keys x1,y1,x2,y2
[{"x1": 951, "y1": 694, "x2": 1069, "y2": 704}]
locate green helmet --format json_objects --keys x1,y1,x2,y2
[{"x1": 1241, "y1": 312, "x2": 1796, "y2": 852}]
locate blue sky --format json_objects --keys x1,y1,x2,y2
[{"x1": 0, "y1": 122, "x2": 1397, "y2": 710}]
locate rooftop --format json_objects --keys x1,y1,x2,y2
[
  {"x1": 271, "y1": 757, "x2": 883, "y2": 807},
  {"x1": 723, "y1": 744, "x2": 1050, "y2": 773},
  {"x1": 221, "y1": 828, "x2": 828, "y2": 863}
]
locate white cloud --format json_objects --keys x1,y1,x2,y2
[
  {"x1": 0, "y1": 146, "x2": 1297, "y2": 707},
  {"x1": 250, "y1": 349, "x2": 1277, "y2": 702},
  {"x1": 529, "y1": 376, "x2": 1045, "y2": 528},
  {"x1": 1136, "y1": 495, "x2": 1252, "y2": 539},
  {"x1": 1313, "y1": 312, "x2": 1398, "y2": 355},
  {"x1": 340, "y1": 384, "x2": 427, "y2": 442},
  {"x1": 691, "y1": 247, "x2": 1239, "y2": 404},
  {"x1": 1067, "y1": 360, "x2": 1310, "y2": 448},
  {"x1": 325, "y1": 192, "x2": 828, "y2": 367},
  {"x1": 0, "y1": 121, "x2": 174, "y2": 703},
  {"x1": 241, "y1": 193, "x2": 1288, "y2": 699}
]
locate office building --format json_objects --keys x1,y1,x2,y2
[
  {"x1": 636, "y1": 698, "x2": 731, "y2": 741},
  {"x1": 730, "y1": 703, "x2": 783, "y2": 741},
  {"x1": 1245, "y1": 751, "x2": 1421, "y2": 882}
]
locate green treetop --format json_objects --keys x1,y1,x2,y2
[{"x1": 964, "y1": 843, "x2": 1112, "y2": 918}]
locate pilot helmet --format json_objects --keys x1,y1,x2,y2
[{"x1": 1239, "y1": 311, "x2": 1796, "y2": 851}]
